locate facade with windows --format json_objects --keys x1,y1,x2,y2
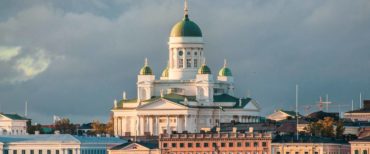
[
  {"x1": 271, "y1": 137, "x2": 350, "y2": 154},
  {"x1": 0, "y1": 134, "x2": 126, "y2": 154},
  {"x1": 158, "y1": 132, "x2": 271, "y2": 154},
  {"x1": 0, "y1": 113, "x2": 29, "y2": 135},
  {"x1": 111, "y1": 0, "x2": 261, "y2": 137},
  {"x1": 349, "y1": 136, "x2": 370, "y2": 154}
]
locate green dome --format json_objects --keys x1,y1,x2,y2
[
  {"x1": 198, "y1": 64, "x2": 211, "y2": 74},
  {"x1": 161, "y1": 66, "x2": 169, "y2": 77},
  {"x1": 170, "y1": 15, "x2": 202, "y2": 37},
  {"x1": 140, "y1": 66, "x2": 153, "y2": 75},
  {"x1": 218, "y1": 67, "x2": 232, "y2": 76}
]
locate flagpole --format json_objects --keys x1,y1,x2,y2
[{"x1": 296, "y1": 84, "x2": 299, "y2": 140}]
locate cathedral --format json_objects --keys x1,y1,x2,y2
[{"x1": 111, "y1": 1, "x2": 261, "y2": 137}]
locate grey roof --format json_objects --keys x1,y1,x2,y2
[
  {"x1": 0, "y1": 134, "x2": 126, "y2": 144},
  {"x1": 0, "y1": 134, "x2": 79, "y2": 143},
  {"x1": 273, "y1": 135, "x2": 349, "y2": 144},
  {"x1": 74, "y1": 136, "x2": 126, "y2": 144},
  {"x1": 110, "y1": 141, "x2": 158, "y2": 150},
  {"x1": 350, "y1": 136, "x2": 370, "y2": 142}
]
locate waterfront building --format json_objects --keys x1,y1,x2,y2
[
  {"x1": 111, "y1": 1, "x2": 261, "y2": 137},
  {"x1": 0, "y1": 113, "x2": 29, "y2": 135},
  {"x1": 349, "y1": 136, "x2": 370, "y2": 154},
  {"x1": 0, "y1": 134, "x2": 126, "y2": 154},
  {"x1": 159, "y1": 131, "x2": 272, "y2": 154},
  {"x1": 344, "y1": 100, "x2": 370, "y2": 122},
  {"x1": 271, "y1": 135, "x2": 350, "y2": 154}
]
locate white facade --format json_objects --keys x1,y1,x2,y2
[
  {"x1": 0, "y1": 113, "x2": 28, "y2": 135},
  {"x1": 111, "y1": 2, "x2": 261, "y2": 137},
  {"x1": 0, "y1": 135, "x2": 126, "y2": 154}
]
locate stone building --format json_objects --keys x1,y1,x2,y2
[
  {"x1": 0, "y1": 113, "x2": 29, "y2": 135},
  {"x1": 344, "y1": 100, "x2": 370, "y2": 122},
  {"x1": 111, "y1": 0, "x2": 261, "y2": 137}
]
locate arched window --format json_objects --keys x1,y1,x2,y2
[
  {"x1": 198, "y1": 87, "x2": 205, "y2": 98},
  {"x1": 178, "y1": 50, "x2": 183, "y2": 56},
  {"x1": 355, "y1": 150, "x2": 359, "y2": 154},
  {"x1": 363, "y1": 150, "x2": 368, "y2": 154}
]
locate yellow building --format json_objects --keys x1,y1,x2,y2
[
  {"x1": 271, "y1": 136, "x2": 350, "y2": 154},
  {"x1": 349, "y1": 136, "x2": 370, "y2": 154}
]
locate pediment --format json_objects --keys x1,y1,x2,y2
[
  {"x1": 243, "y1": 100, "x2": 260, "y2": 110},
  {"x1": 138, "y1": 99, "x2": 188, "y2": 110},
  {"x1": 120, "y1": 143, "x2": 150, "y2": 150}
]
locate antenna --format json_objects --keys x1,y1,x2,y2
[
  {"x1": 296, "y1": 84, "x2": 299, "y2": 140},
  {"x1": 25, "y1": 101, "x2": 28, "y2": 117},
  {"x1": 352, "y1": 99, "x2": 354, "y2": 111},
  {"x1": 360, "y1": 93, "x2": 362, "y2": 108}
]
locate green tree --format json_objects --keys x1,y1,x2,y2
[
  {"x1": 91, "y1": 120, "x2": 106, "y2": 135},
  {"x1": 335, "y1": 120, "x2": 345, "y2": 138},
  {"x1": 305, "y1": 117, "x2": 343, "y2": 138},
  {"x1": 54, "y1": 118, "x2": 76, "y2": 134}
]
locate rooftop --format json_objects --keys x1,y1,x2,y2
[
  {"x1": 272, "y1": 135, "x2": 349, "y2": 144},
  {"x1": 0, "y1": 134, "x2": 126, "y2": 144}
]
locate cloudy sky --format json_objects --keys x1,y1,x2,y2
[{"x1": 1, "y1": 0, "x2": 369, "y2": 124}]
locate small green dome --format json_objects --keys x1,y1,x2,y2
[
  {"x1": 140, "y1": 66, "x2": 153, "y2": 75},
  {"x1": 198, "y1": 64, "x2": 211, "y2": 74},
  {"x1": 219, "y1": 67, "x2": 232, "y2": 76},
  {"x1": 170, "y1": 15, "x2": 202, "y2": 37},
  {"x1": 161, "y1": 66, "x2": 169, "y2": 77}
]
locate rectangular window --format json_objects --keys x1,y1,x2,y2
[
  {"x1": 221, "y1": 143, "x2": 226, "y2": 147},
  {"x1": 245, "y1": 142, "x2": 250, "y2": 147},
  {"x1": 194, "y1": 59, "x2": 198, "y2": 67},
  {"x1": 315, "y1": 152, "x2": 319, "y2": 154},
  {"x1": 229, "y1": 142, "x2": 233, "y2": 147},
  {"x1": 262, "y1": 142, "x2": 267, "y2": 147},
  {"x1": 180, "y1": 143, "x2": 184, "y2": 148},
  {"x1": 22, "y1": 150, "x2": 26, "y2": 154},
  {"x1": 277, "y1": 152, "x2": 280, "y2": 154},
  {"x1": 163, "y1": 143, "x2": 168, "y2": 148},
  {"x1": 68, "y1": 150, "x2": 72, "y2": 154},
  {"x1": 13, "y1": 150, "x2": 17, "y2": 154},
  {"x1": 286, "y1": 152, "x2": 290, "y2": 154},
  {"x1": 30, "y1": 150, "x2": 34, "y2": 154},
  {"x1": 196, "y1": 143, "x2": 201, "y2": 147},
  {"x1": 186, "y1": 59, "x2": 191, "y2": 68},
  {"x1": 39, "y1": 150, "x2": 42, "y2": 154},
  {"x1": 295, "y1": 152, "x2": 298, "y2": 154},
  {"x1": 47, "y1": 150, "x2": 51, "y2": 154},
  {"x1": 56, "y1": 150, "x2": 59, "y2": 154},
  {"x1": 254, "y1": 142, "x2": 258, "y2": 147},
  {"x1": 188, "y1": 143, "x2": 193, "y2": 147},
  {"x1": 304, "y1": 152, "x2": 308, "y2": 154},
  {"x1": 4, "y1": 150, "x2": 9, "y2": 154},
  {"x1": 212, "y1": 143, "x2": 217, "y2": 147},
  {"x1": 178, "y1": 59, "x2": 183, "y2": 68},
  {"x1": 172, "y1": 143, "x2": 177, "y2": 148},
  {"x1": 237, "y1": 142, "x2": 242, "y2": 147},
  {"x1": 204, "y1": 143, "x2": 209, "y2": 147}
]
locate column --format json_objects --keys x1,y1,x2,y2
[
  {"x1": 166, "y1": 115, "x2": 170, "y2": 134},
  {"x1": 184, "y1": 115, "x2": 188, "y2": 132},
  {"x1": 149, "y1": 116, "x2": 154, "y2": 135},
  {"x1": 140, "y1": 116, "x2": 145, "y2": 136},
  {"x1": 122, "y1": 116, "x2": 126, "y2": 135},
  {"x1": 118, "y1": 117, "x2": 122, "y2": 136},
  {"x1": 155, "y1": 116, "x2": 159, "y2": 135},
  {"x1": 136, "y1": 115, "x2": 139, "y2": 136},
  {"x1": 176, "y1": 115, "x2": 179, "y2": 132},
  {"x1": 146, "y1": 116, "x2": 149, "y2": 135},
  {"x1": 114, "y1": 117, "x2": 118, "y2": 136}
]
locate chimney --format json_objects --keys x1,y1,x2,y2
[
  {"x1": 364, "y1": 100, "x2": 370, "y2": 109},
  {"x1": 54, "y1": 130, "x2": 60, "y2": 135},
  {"x1": 249, "y1": 127, "x2": 254, "y2": 133},
  {"x1": 35, "y1": 131, "x2": 40, "y2": 135},
  {"x1": 232, "y1": 127, "x2": 237, "y2": 133}
]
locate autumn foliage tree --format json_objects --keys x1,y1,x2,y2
[
  {"x1": 304, "y1": 117, "x2": 344, "y2": 138},
  {"x1": 54, "y1": 118, "x2": 76, "y2": 134}
]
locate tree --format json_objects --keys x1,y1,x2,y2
[
  {"x1": 105, "y1": 115, "x2": 114, "y2": 136},
  {"x1": 91, "y1": 120, "x2": 106, "y2": 135},
  {"x1": 304, "y1": 117, "x2": 343, "y2": 138},
  {"x1": 54, "y1": 118, "x2": 76, "y2": 134}
]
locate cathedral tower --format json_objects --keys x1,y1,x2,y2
[{"x1": 168, "y1": 0, "x2": 204, "y2": 80}]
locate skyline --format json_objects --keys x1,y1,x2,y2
[{"x1": 0, "y1": 0, "x2": 370, "y2": 124}]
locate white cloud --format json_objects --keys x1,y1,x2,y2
[
  {"x1": 0, "y1": 46, "x2": 21, "y2": 61},
  {"x1": 15, "y1": 49, "x2": 50, "y2": 80}
]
